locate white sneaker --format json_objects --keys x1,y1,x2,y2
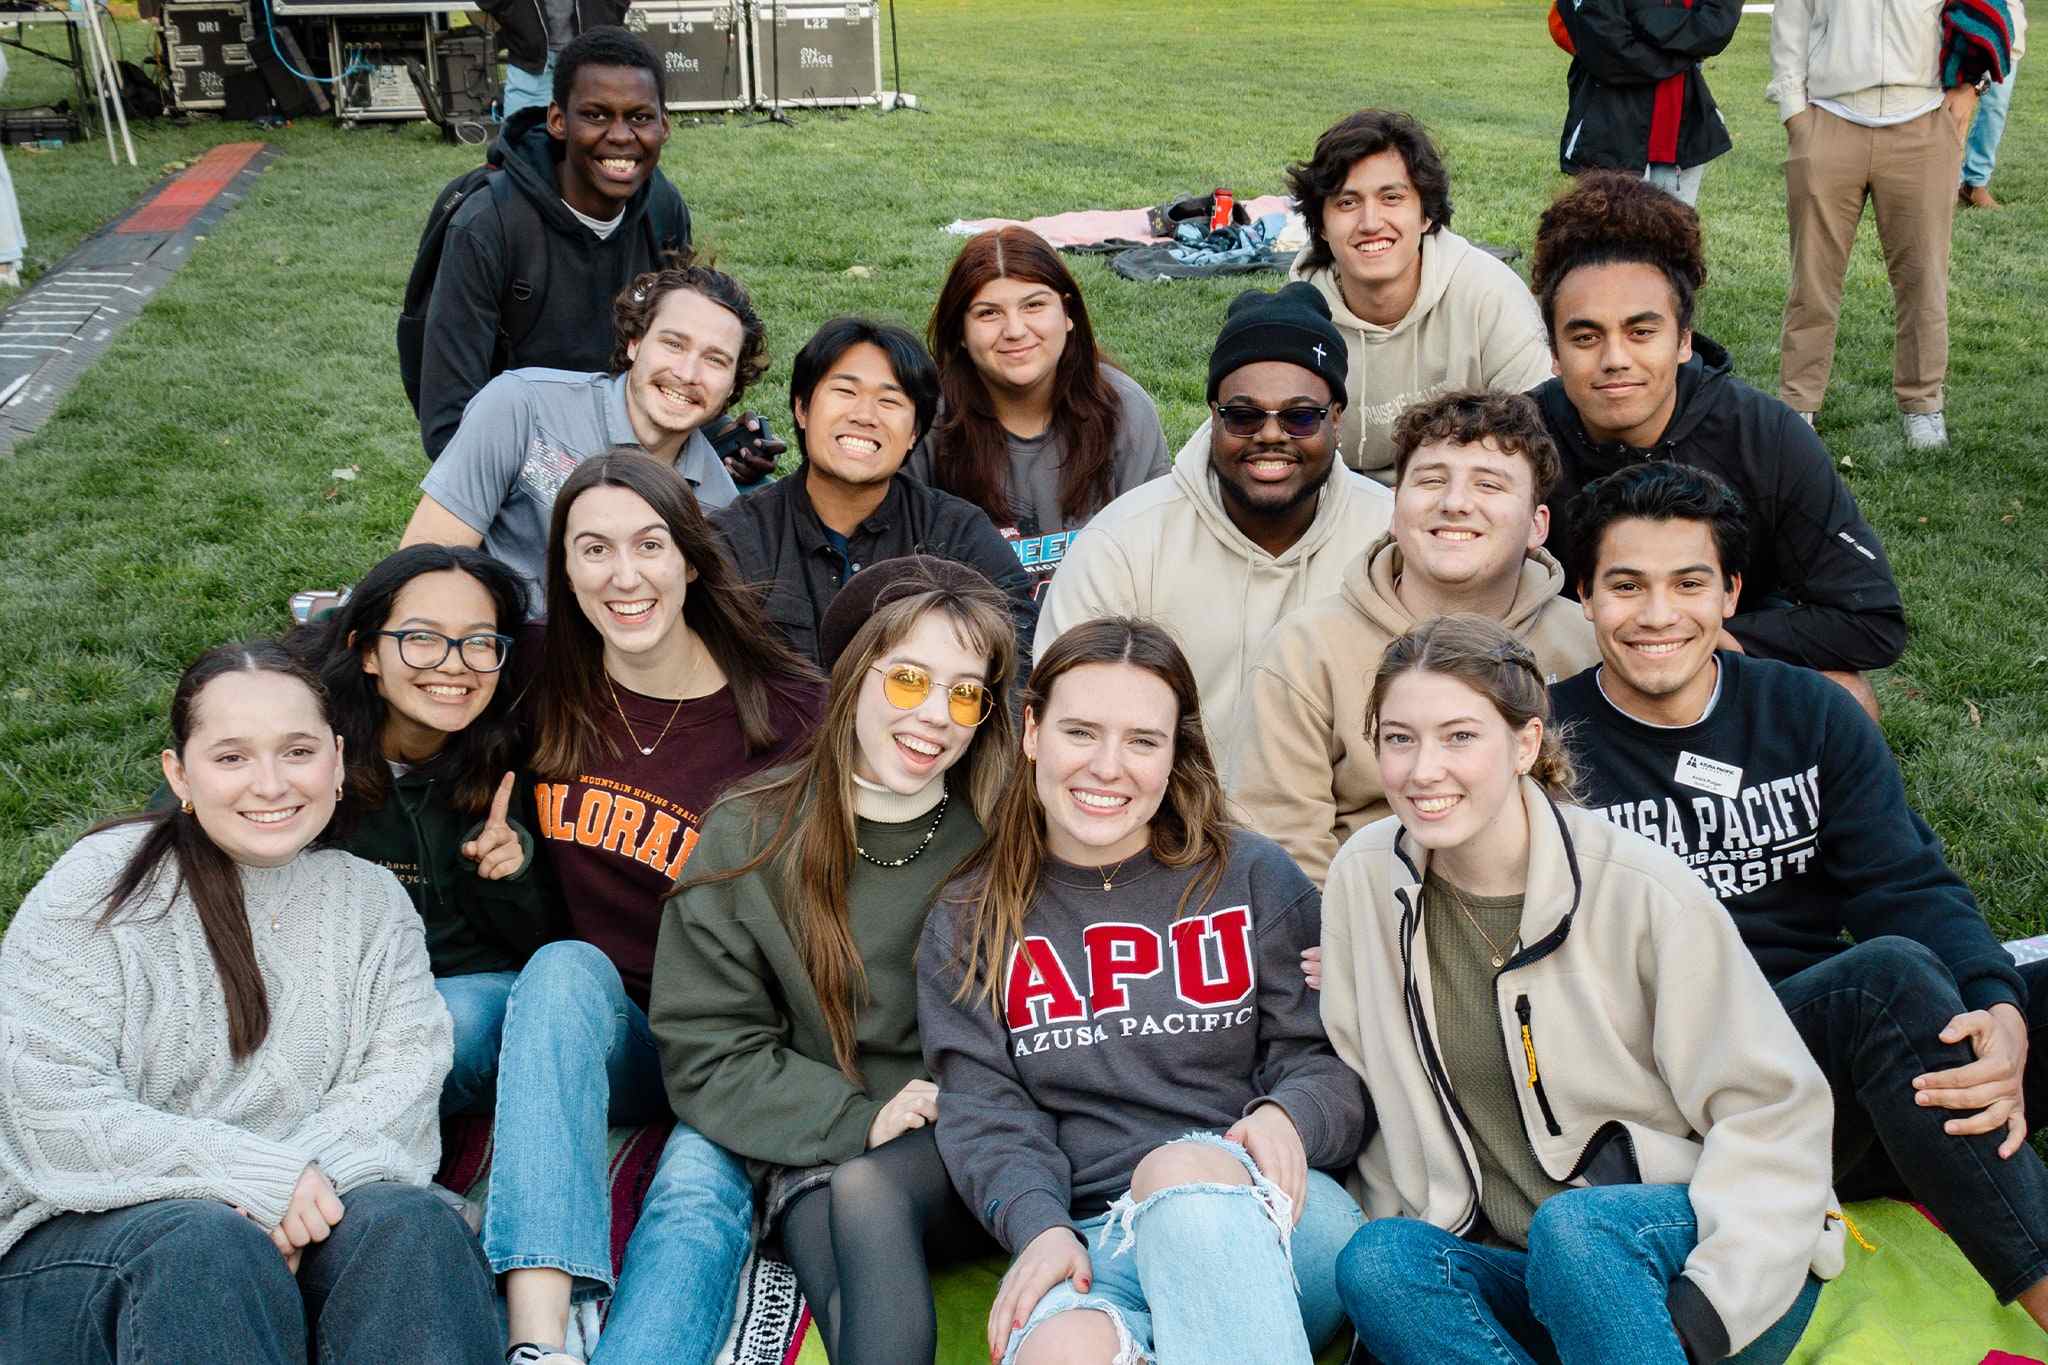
[
  {"x1": 506, "y1": 1347, "x2": 582, "y2": 1365},
  {"x1": 1901, "y1": 410, "x2": 1948, "y2": 449}
]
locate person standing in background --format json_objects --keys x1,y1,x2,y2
[
  {"x1": 482, "y1": 0, "x2": 624, "y2": 120},
  {"x1": 1962, "y1": 9, "x2": 2028, "y2": 207},
  {"x1": 1548, "y1": 0, "x2": 1743, "y2": 206},
  {"x1": 1769, "y1": 0, "x2": 2022, "y2": 448},
  {"x1": 0, "y1": 50, "x2": 25, "y2": 289}
]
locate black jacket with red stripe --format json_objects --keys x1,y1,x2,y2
[{"x1": 1556, "y1": 0, "x2": 1741, "y2": 173}]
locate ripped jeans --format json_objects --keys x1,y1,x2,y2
[{"x1": 1001, "y1": 1132, "x2": 1362, "y2": 1365}]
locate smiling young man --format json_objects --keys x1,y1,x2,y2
[
  {"x1": 1035, "y1": 282, "x2": 1393, "y2": 770},
  {"x1": 1231, "y1": 390, "x2": 1599, "y2": 886},
  {"x1": 401, "y1": 258, "x2": 751, "y2": 619},
  {"x1": 414, "y1": 29, "x2": 691, "y2": 462},
  {"x1": 1551, "y1": 460, "x2": 2048, "y2": 1335},
  {"x1": 1527, "y1": 170, "x2": 1905, "y2": 714},
  {"x1": 1282, "y1": 110, "x2": 1551, "y2": 481},
  {"x1": 709, "y1": 317, "x2": 1036, "y2": 674}
]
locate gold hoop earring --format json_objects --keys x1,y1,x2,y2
[
  {"x1": 179, "y1": 798, "x2": 194, "y2": 815},
  {"x1": 334, "y1": 784, "x2": 345, "y2": 803}
]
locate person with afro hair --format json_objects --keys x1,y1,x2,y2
[{"x1": 1525, "y1": 170, "x2": 1904, "y2": 718}]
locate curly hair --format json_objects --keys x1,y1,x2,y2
[
  {"x1": 1529, "y1": 170, "x2": 1707, "y2": 342},
  {"x1": 1286, "y1": 109, "x2": 1452, "y2": 273},
  {"x1": 610, "y1": 251, "x2": 769, "y2": 409},
  {"x1": 552, "y1": 26, "x2": 665, "y2": 109},
  {"x1": 1390, "y1": 389, "x2": 1561, "y2": 494}
]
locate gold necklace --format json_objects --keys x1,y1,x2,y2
[
  {"x1": 1098, "y1": 856, "x2": 1132, "y2": 891},
  {"x1": 1445, "y1": 882, "x2": 1517, "y2": 968},
  {"x1": 605, "y1": 674, "x2": 686, "y2": 757}
]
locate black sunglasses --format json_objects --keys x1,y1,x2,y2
[{"x1": 1212, "y1": 403, "x2": 1333, "y2": 439}]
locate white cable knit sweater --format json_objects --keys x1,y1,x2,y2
[{"x1": 0, "y1": 823, "x2": 452, "y2": 1261}]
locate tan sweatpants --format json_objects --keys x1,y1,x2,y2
[{"x1": 1778, "y1": 104, "x2": 1964, "y2": 415}]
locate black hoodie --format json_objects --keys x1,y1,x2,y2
[
  {"x1": 1533, "y1": 334, "x2": 1906, "y2": 673},
  {"x1": 416, "y1": 106, "x2": 691, "y2": 460}
]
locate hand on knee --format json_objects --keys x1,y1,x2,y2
[{"x1": 1128, "y1": 1139, "x2": 1250, "y2": 1202}]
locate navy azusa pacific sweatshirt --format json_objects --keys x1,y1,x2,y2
[{"x1": 1552, "y1": 653, "x2": 2024, "y2": 1014}]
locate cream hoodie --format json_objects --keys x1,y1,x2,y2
[
  {"x1": 1289, "y1": 228, "x2": 1552, "y2": 481},
  {"x1": 1321, "y1": 783, "x2": 1844, "y2": 1355},
  {"x1": 1033, "y1": 429, "x2": 1393, "y2": 777},
  {"x1": 1231, "y1": 535, "x2": 1600, "y2": 887}
]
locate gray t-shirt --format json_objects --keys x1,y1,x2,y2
[
  {"x1": 905, "y1": 363, "x2": 1169, "y2": 598},
  {"x1": 419, "y1": 368, "x2": 738, "y2": 620}
]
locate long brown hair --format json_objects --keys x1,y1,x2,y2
[
  {"x1": 683, "y1": 571, "x2": 1019, "y2": 1081},
  {"x1": 926, "y1": 227, "x2": 1126, "y2": 525},
  {"x1": 947, "y1": 617, "x2": 1235, "y2": 1013},
  {"x1": 94, "y1": 641, "x2": 333, "y2": 1060},
  {"x1": 532, "y1": 450, "x2": 820, "y2": 777},
  {"x1": 1367, "y1": 614, "x2": 1579, "y2": 802}
]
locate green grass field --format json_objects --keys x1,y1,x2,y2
[{"x1": 0, "y1": 0, "x2": 2042, "y2": 932}]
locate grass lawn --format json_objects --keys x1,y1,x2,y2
[{"x1": 0, "y1": 0, "x2": 2042, "y2": 933}]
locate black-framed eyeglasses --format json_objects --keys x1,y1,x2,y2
[
  {"x1": 373, "y1": 630, "x2": 513, "y2": 673},
  {"x1": 1211, "y1": 402, "x2": 1333, "y2": 439}
]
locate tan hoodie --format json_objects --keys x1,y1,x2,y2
[
  {"x1": 1321, "y1": 782, "x2": 1844, "y2": 1356},
  {"x1": 1230, "y1": 535, "x2": 1601, "y2": 887},
  {"x1": 1290, "y1": 227, "x2": 1552, "y2": 481},
  {"x1": 1034, "y1": 429, "x2": 1393, "y2": 777}
]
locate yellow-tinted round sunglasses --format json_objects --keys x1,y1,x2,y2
[{"x1": 871, "y1": 664, "x2": 994, "y2": 726}]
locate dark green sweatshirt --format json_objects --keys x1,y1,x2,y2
[
  {"x1": 649, "y1": 788, "x2": 983, "y2": 1171},
  {"x1": 334, "y1": 767, "x2": 557, "y2": 978}
]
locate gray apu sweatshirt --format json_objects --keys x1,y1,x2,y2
[{"x1": 916, "y1": 829, "x2": 1370, "y2": 1254}]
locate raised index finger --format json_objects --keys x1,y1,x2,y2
[{"x1": 487, "y1": 771, "x2": 517, "y2": 829}]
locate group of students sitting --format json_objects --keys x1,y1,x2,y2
[{"x1": 1, "y1": 37, "x2": 2043, "y2": 1365}]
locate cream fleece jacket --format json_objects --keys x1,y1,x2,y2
[
  {"x1": 0, "y1": 824, "x2": 451, "y2": 1259},
  {"x1": 1034, "y1": 430, "x2": 1393, "y2": 779},
  {"x1": 1321, "y1": 783, "x2": 1843, "y2": 1356},
  {"x1": 1230, "y1": 536, "x2": 1600, "y2": 887},
  {"x1": 1288, "y1": 229, "x2": 1552, "y2": 481}
]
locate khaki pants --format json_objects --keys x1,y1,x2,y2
[{"x1": 1778, "y1": 104, "x2": 1964, "y2": 415}]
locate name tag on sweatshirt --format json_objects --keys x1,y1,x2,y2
[{"x1": 1674, "y1": 751, "x2": 1743, "y2": 798}]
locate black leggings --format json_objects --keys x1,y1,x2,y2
[{"x1": 780, "y1": 1127, "x2": 990, "y2": 1365}]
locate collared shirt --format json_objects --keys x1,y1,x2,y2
[
  {"x1": 421, "y1": 367, "x2": 738, "y2": 619},
  {"x1": 709, "y1": 471, "x2": 1038, "y2": 680}
]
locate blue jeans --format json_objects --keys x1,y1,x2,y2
[
  {"x1": 1962, "y1": 66, "x2": 2017, "y2": 186},
  {"x1": 1338, "y1": 1185, "x2": 1822, "y2": 1365},
  {"x1": 501, "y1": 55, "x2": 557, "y2": 120},
  {"x1": 485, "y1": 940, "x2": 754, "y2": 1364},
  {"x1": 437, "y1": 969, "x2": 516, "y2": 1116},
  {"x1": 1003, "y1": 1133, "x2": 1362, "y2": 1365},
  {"x1": 0, "y1": 1183, "x2": 499, "y2": 1363}
]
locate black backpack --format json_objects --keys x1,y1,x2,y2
[{"x1": 395, "y1": 151, "x2": 687, "y2": 417}]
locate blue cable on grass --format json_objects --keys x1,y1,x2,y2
[{"x1": 254, "y1": 0, "x2": 369, "y2": 85}]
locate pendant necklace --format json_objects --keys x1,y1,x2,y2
[
  {"x1": 1098, "y1": 856, "x2": 1132, "y2": 892},
  {"x1": 1447, "y1": 884, "x2": 1516, "y2": 968},
  {"x1": 857, "y1": 791, "x2": 950, "y2": 868},
  {"x1": 606, "y1": 673, "x2": 686, "y2": 757}
]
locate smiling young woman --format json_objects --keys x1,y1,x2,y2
[
  {"x1": 916, "y1": 617, "x2": 1369, "y2": 1365},
  {"x1": 652, "y1": 557, "x2": 1016, "y2": 1365},
  {"x1": 293, "y1": 543, "x2": 556, "y2": 1119},
  {"x1": 1316, "y1": 614, "x2": 1839, "y2": 1364},
  {"x1": 0, "y1": 641, "x2": 498, "y2": 1363},
  {"x1": 484, "y1": 450, "x2": 824, "y2": 1365},
  {"x1": 908, "y1": 228, "x2": 1169, "y2": 599}
]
